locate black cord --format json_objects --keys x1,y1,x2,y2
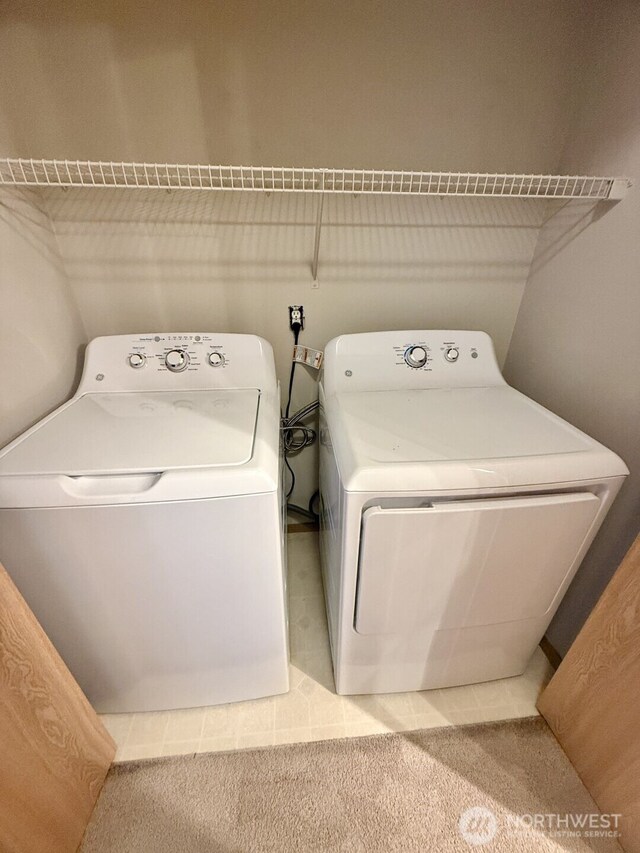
[
  {"x1": 284, "y1": 453, "x2": 296, "y2": 499},
  {"x1": 283, "y1": 320, "x2": 319, "y2": 505},
  {"x1": 288, "y1": 503, "x2": 317, "y2": 522},
  {"x1": 308, "y1": 489, "x2": 320, "y2": 518},
  {"x1": 285, "y1": 326, "x2": 300, "y2": 419}
]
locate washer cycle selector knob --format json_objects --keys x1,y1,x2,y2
[
  {"x1": 208, "y1": 351, "x2": 225, "y2": 367},
  {"x1": 404, "y1": 345, "x2": 428, "y2": 369},
  {"x1": 444, "y1": 347, "x2": 459, "y2": 362},
  {"x1": 128, "y1": 353, "x2": 146, "y2": 369},
  {"x1": 165, "y1": 349, "x2": 189, "y2": 372}
]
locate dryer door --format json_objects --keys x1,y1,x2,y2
[{"x1": 354, "y1": 492, "x2": 599, "y2": 635}]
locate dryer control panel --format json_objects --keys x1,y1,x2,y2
[
  {"x1": 322, "y1": 330, "x2": 505, "y2": 395},
  {"x1": 76, "y1": 333, "x2": 277, "y2": 394}
]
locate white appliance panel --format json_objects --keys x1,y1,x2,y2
[
  {"x1": 318, "y1": 330, "x2": 628, "y2": 695},
  {"x1": 0, "y1": 331, "x2": 289, "y2": 711},
  {"x1": 322, "y1": 330, "x2": 503, "y2": 396},
  {"x1": 76, "y1": 332, "x2": 276, "y2": 394},
  {"x1": 0, "y1": 492, "x2": 287, "y2": 712},
  {"x1": 354, "y1": 493, "x2": 600, "y2": 635},
  {"x1": 337, "y1": 387, "x2": 592, "y2": 464}
]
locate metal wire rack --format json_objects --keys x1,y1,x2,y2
[{"x1": 0, "y1": 158, "x2": 631, "y2": 199}]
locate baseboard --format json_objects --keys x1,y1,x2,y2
[{"x1": 287, "y1": 522, "x2": 319, "y2": 533}]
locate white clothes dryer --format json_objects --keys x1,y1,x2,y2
[
  {"x1": 0, "y1": 333, "x2": 289, "y2": 712},
  {"x1": 318, "y1": 330, "x2": 627, "y2": 695}
]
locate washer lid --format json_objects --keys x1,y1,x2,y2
[{"x1": 0, "y1": 390, "x2": 260, "y2": 476}]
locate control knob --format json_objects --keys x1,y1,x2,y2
[
  {"x1": 208, "y1": 351, "x2": 225, "y2": 367},
  {"x1": 128, "y1": 353, "x2": 146, "y2": 369},
  {"x1": 404, "y1": 345, "x2": 428, "y2": 369},
  {"x1": 444, "y1": 347, "x2": 459, "y2": 362},
  {"x1": 165, "y1": 349, "x2": 189, "y2": 372}
]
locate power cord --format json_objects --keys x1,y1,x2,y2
[
  {"x1": 287, "y1": 491, "x2": 320, "y2": 522},
  {"x1": 282, "y1": 307, "x2": 320, "y2": 516},
  {"x1": 284, "y1": 324, "x2": 300, "y2": 420},
  {"x1": 282, "y1": 400, "x2": 319, "y2": 499}
]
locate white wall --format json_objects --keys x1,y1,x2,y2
[
  {"x1": 504, "y1": 1, "x2": 640, "y2": 655},
  {"x1": 0, "y1": 0, "x2": 608, "y2": 507},
  {"x1": 0, "y1": 188, "x2": 86, "y2": 446},
  {"x1": 0, "y1": 0, "x2": 591, "y2": 171}
]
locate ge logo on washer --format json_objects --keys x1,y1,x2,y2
[{"x1": 458, "y1": 806, "x2": 498, "y2": 846}]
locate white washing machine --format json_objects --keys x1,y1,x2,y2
[
  {"x1": 319, "y1": 330, "x2": 628, "y2": 695},
  {"x1": 0, "y1": 333, "x2": 289, "y2": 712}
]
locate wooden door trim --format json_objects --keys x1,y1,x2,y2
[
  {"x1": 0, "y1": 563, "x2": 115, "y2": 853},
  {"x1": 538, "y1": 532, "x2": 640, "y2": 852}
]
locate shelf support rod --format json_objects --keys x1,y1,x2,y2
[{"x1": 311, "y1": 191, "x2": 325, "y2": 281}]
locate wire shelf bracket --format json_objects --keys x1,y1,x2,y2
[
  {"x1": 311, "y1": 191, "x2": 325, "y2": 282},
  {"x1": 0, "y1": 158, "x2": 631, "y2": 281}
]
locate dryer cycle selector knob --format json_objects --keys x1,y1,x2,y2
[
  {"x1": 208, "y1": 351, "x2": 225, "y2": 367},
  {"x1": 444, "y1": 347, "x2": 459, "y2": 362},
  {"x1": 404, "y1": 345, "x2": 428, "y2": 369},
  {"x1": 128, "y1": 353, "x2": 146, "y2": 369},
  {"x1": 165, "y1": 349, "x2": 189, "y2": 372}
]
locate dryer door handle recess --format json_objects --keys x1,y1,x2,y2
[
  {"x1": 60, "y1": 472, "x2": 162, "y2": 498},
  {"x1": 354, "y1": 492, "x2": 600, "y2": 636}
]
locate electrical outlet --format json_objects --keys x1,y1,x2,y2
[{"x1": 289, "y1": 305, "x2": 304, "y2": 330}]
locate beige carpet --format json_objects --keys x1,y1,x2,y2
[{"x1": 81, "y1": 717, "x2": 621, "y2": 852}]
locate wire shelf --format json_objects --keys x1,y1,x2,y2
[{"x1": 0, "y1": 158, "x2": 630, "y2": 199}]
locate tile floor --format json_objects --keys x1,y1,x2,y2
[{"x1": 102, "y1": 531, "x2": 555, "y2": 761}]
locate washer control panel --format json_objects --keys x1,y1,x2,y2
[
  {"x1": 323, "y1": 330, "x2": 504, "y2": 395},
  {"x1": 77, "y1": 333, "x2": 276, "y2": 394},
  {"x1": 122, "y1": 333, "x2": 231, "y2": 375},
  {"x1": 120, "y1": 333, "x2": 231, "y2": 376}
]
